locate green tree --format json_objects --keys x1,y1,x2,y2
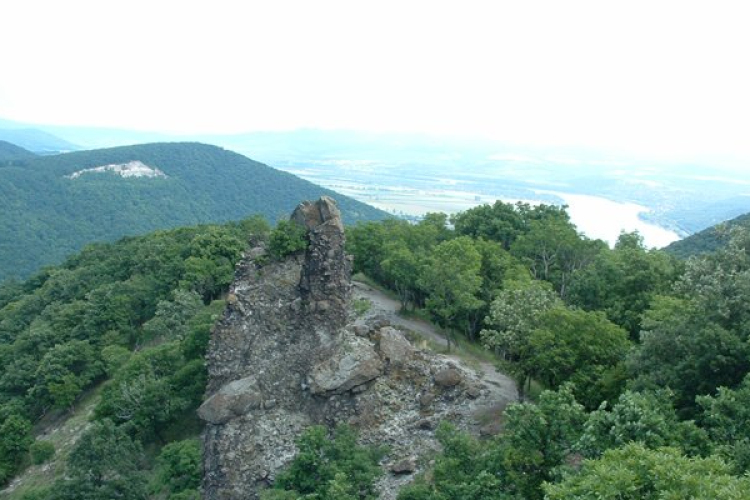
[
  {"x1": 480, "y1": 280, "x2": 561, "y2": 398},
  {"x1": 180, "y1": 228, "x2": 245, "y2": 302},
  {"x1": 31, "y1": 339, "x2": 103, "y2": 411},
  {"x1": 418, "y1": 237, "x2": 483, "y2": 350},
  {"x1": 544, "y1": 443, "x2": 750, "y2": 500},
  {"x1": 526, "y1": 307, "x2": 630, "y2": 408},
  {"x1": 29, "y1": 440, "x2": 56, "y2": 465},
  {"x1": 268, "y1": 219, "x2": 309, "y2": 260},
  {"x1": 578, "y1": 390, "x2": 709, "y2": 458},
  {"x1": 511, "y1": 218, "x2": 601, "y2": 297},
  {"x1": 501, "y1": 385, "x2": 587, "y2": 500},
  {"x1": 698, "y1": 375, "x2": 750, "y2": 473},
  {"x1": 267, "y1": 425, "x2": 385, "y2": 500},
  {"x1": 141, "y1": 289, "x2": 203, "y2": 343},
  {"x1": 150, "y1": 439, "x2": 201, "y2": 499},
  {"x1": 629, "y1": 296, "x2": 749, "y2": 416},
  {"x1": 397, "y1": 423, "x2": 506, "y2": 500},
  {"x1": 50, "y1": 419, "x2": 146, "y2": 500},
  {"x1": 0, "y1": 414, "x2": 32, "y2": 484},
  {"x1": 380, "y1": 241, "x2": 418, "y2": 310},
  {"x1": 567, "y1": 231, "x2": 679, "y2": 339}
]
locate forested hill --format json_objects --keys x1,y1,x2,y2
[
  {"x1": 0, "y1": 142, "x2": 389, "y2": 282},
  {"x1": 0, "y1": 141, "x2": 36, "y2": 162},
  {"x1": 665, "y1": 211, "x2": 750, "y2": 258}
]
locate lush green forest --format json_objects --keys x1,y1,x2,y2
[
  {"x1": 341, "y1": 200, "x2": 750, "y2": 499},
  {"x1": 0, "y1": 141, "x2": 388, "y2": 282},
  {"x1": 2, "y1": 200, "x2": 750, "y2": 499},
  {"x1": 0, "y1": 215, "x2": 274, "y2": 499}
]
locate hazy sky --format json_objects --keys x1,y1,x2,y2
[{"x1": 2, "y1": 0, "x2": 749, "y2": 163}]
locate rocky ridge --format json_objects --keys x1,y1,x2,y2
[{"x1": 200, "y1": 197, "x2": 511, "y2": 499}]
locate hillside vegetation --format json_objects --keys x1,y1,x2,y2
[
  {"x1": 0, "y1": 216, "x2": 276, "y2": 498},
  {"x1": 344, "y1": 200, "x2": 750, "y2": 499},
  {"x1": 665, "y1": 211, "x2": 750, "y2": 258},
  {"x1": 0, "y1": 142, "x2": 388, "y2": 282},
  {"x1": 1, "y1": 201, "x2": 749, "y2": 499},
  {"x1": 0, "y1": 142, "x2": 36, "y2": 163}
]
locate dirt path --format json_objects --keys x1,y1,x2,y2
[{"x1": 353, "y1": 281, "x2": 518, "y2": 404}]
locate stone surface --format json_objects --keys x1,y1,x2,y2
[
  {"x1": 390, "y1": 456, "x2": 418, "y2": 474},
  {"x1": 309, "y1": 337, "x2": 383, "y2": 394},
  {"x1": 198, "y1": 376, "x2": 262, "y2": 424},
  {"x1": 378, "y1": 327, "x2": 415, "y2": 365},
  {"x1": 434, "y1": 367, "x2": 463, "y2": 388},
  {"x1": 200, "y1": 197, "x2": 510, "y2": 500}
]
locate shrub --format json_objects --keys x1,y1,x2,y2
[
  {"x1": 268, "y1": 220, "x2": 308, "y2": 260},
  {"x1": 30, "y1": 440, "x2": 55, "y2": 465}
]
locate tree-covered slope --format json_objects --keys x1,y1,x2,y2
[
  {"x1": 0, "y1": 142, "x2": 389, "y2": 282},
  {"x1": 0, "y1": 141, "x2": 36, "y2": 163},
  {"x1": 665, "y1": 211, "x2": 750, "y2": 258},
  {"x1": 0, "y1": 217, "x2": 269, "y2": 497}
]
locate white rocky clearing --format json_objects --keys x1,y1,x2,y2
[{"x1": 65, "y1": 160, "x2": 167, "y2": 179}]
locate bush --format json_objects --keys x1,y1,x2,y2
[
  {"x1": 30, "y1": 440, "x2": 55, "y2": 465},
  {"x1": 265, "y1": 425, "x2": 385, "y2": 500},
  {"x1": 268, "y1": 220, "x2": 308, "y2": 260}
]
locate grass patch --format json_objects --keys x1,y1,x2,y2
[{"x1": 353, "y1": 298, "x2": 371, "y2": 317}]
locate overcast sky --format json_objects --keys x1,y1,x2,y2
[{"x1": 1, "y1": 0, "x2": 749, "y2": 164}]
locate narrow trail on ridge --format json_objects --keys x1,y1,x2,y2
[{"x1": 352, "y1": 281, "x2": 518, "y2": 405}]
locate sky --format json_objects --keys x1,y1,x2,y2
[{"x1": 2, "y1": 0, "x2": 749, "y2": 165}]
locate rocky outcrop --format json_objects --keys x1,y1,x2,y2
[
  {"x1": 200, "y1": 197, "x2": 507, "y2": 500},
  {"x1": 309, "y1": 336, "x2": 383, "y2": 394}
]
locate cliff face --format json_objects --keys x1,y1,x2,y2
[{"x1": 200, "y1": 197, "x2": 504, "y2": 500}]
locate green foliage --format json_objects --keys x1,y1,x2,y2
[
  {"x1": 142, "y1": 289, "x2": 203, "y2": 342},
  {"x1": 698, "y1": 375, "x2": 750, "y2": 472},
  {"x1": 418, "y1": 237, "x2": 483, "y2": 348},
  {"x1": 0, "y1": 414, "x2": 33, "y2": 484},
  {"x1": 666, "y1": 213, "x2": 750, "y2": 259},
  {"x1": 451, "y1": 200, "x2": 569, "y2": 250},
  {"x1": 95, "y1": 342, "x2": 206, "y2": 442},
  {"x1": 100, "y1": 344, "x2": 132, "y2": 376},
  {"x1": 150, "y1": 439, "x2": 202, "y2": 499},
  {"x1": 629, "y1": 295, "x2": 749, "y2": 415},
  {"x1": 0, "y1": 142, "x2": 387, "y2": 282},
  {"x1": 30, "y1": 339, "x2": 103, "y2": 410},
  {"x1": 501, "y1": 385, "x2": 587, "y2": 500},
  {"x1": 266, "y1": 425, "x2": 385, "y2": 500},
  {"x1": 50, "y1": 419, "x2": 147, "y2": 500},
  {"x1": 268, "y1": 220, "x2": 309, "y2": 260},
  {"x1": 567, "y1": 231, "x2": 679, "y2": 339},
  {"x1": 353, "y1": 298, "x2": 371, "y2": 317},
  {"x1": 480, "y1": 280, "x2": 560, "y2": 397},
  {"x1": 510, "y1": 216, "x2": 603, "y2": 297},
  {"x1": 180, "y1": 229, "x2": 246, "y2": 302},
  {"x1": 578, "y1": 390, "x2": 709, "y2": 458},
  {"x1": 398, "y1": 423, "x2": 506, "y2": 500},
  {"x1": 29, "y1": 440, "x2": 55, "y2": 465},
  {"x1": 544, "y1": 443, "x2": 750, "y2": 500},
  {"x1": 525, "y1": 307, "x2": 630, "y2": 409},
  {"x1": 0, "y1": 217, "x2": 267, "y2": 489}
]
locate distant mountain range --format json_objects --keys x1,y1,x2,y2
[
  {"x1": 0, "y1": 121, "x2": 80, "y2": 153},
  {"x1": 0, "y1": 141, "x2": 388, "y2": 282},
  {"x1": 4, "y1": 116, "x2": 750, "y2": 242}
]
